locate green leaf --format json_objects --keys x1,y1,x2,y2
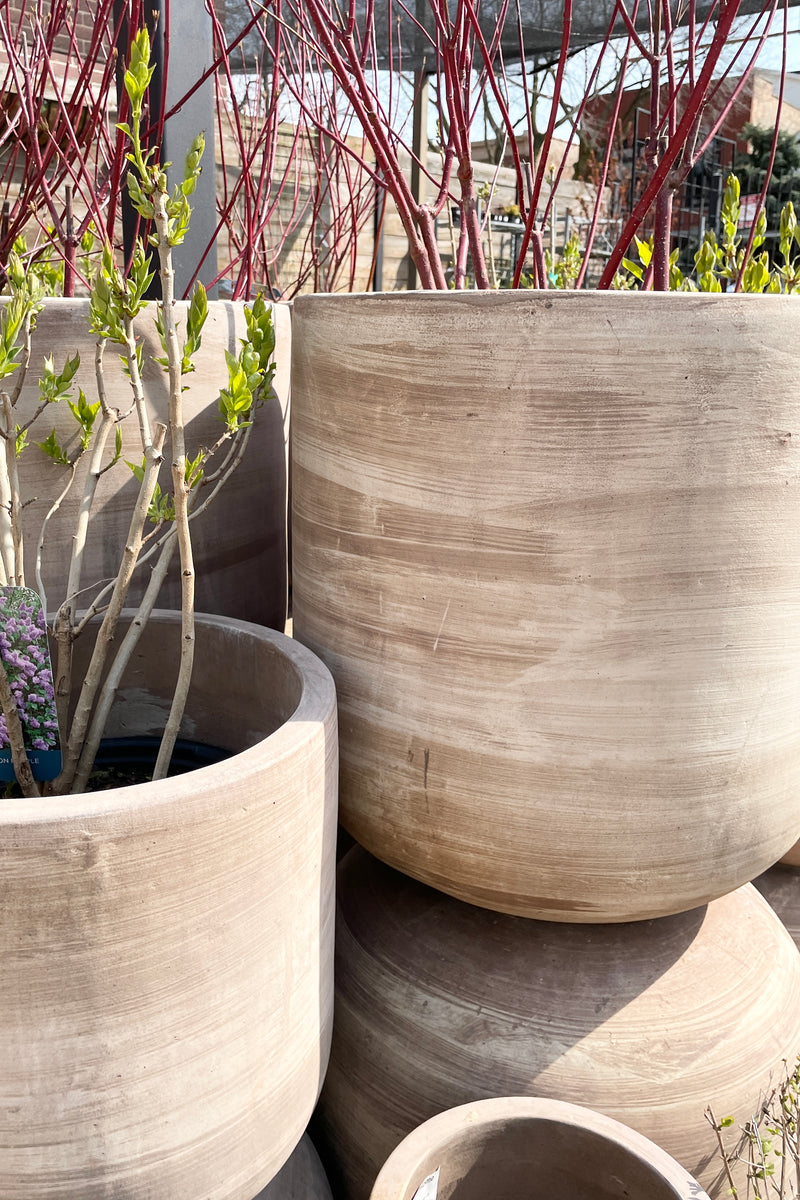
[
  {"x1": 67, "y1": 388, "x2": 101, "y2": 432},
  {"x1": 185, "y1": 449, "x2": 205, "y2": 489},
  {"x1": 694, "y1": 236, "x2": 718, "y2": 277},
  {"x1": 633, "y1": 236, "x2": 652, "y2": 268},
  {"x1": 126, "y1": 457, "x2": 146, "y2": 484},
  {"x1": 37, "y1": 429, "x2": 71, "y2": 467},
  {"x1": 182, "y1": 282, "x2": 208, "y2": 373},
  {"x1": 109, "y1": 424, "x2": 123, "y2": 468},
  {"x1": 180, "y1": 131, "x2": 205, "y2": 197},
  {"x1": 742, "y1": 252, "x2": 771, "y2": 294}
]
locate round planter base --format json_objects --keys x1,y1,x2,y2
[{"x1": 313, "y1": 848, "x2": 800, "y2": 1200}]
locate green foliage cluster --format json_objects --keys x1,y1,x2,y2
[
  {"x1": 0, "y1": 23, "x2": 280, "y2": 796},
  {"x1": 614, "y1": 175, "x2": 800, "y2": 294},
  {"x1": 708, "y1": 1058, "x2": 800, "y2": 1199},
  {"x1": 735, "y1": 123, "x2": 800, "y2": 239},
  {"x1": 0, "y1": 24, "x2": 276, "y2": 541},
  {"x1": 118, "y1": 28, "x2": 204, "y2": 247}
]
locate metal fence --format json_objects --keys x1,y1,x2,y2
[{"x1": 628, "y1": 108, "x2": 800, "y2": 271}]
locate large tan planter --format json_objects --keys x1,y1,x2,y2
[
  {"x1": 312, "y1": 848, "x2": 800, "y2": 1200},
  {"x1": 292, "y1": 290, "x2": 800, "y2": 921},
  {"x1": 0, "y1": 612, "x2": 338, "y2": 1200},
  {"x1": 5, "y1": 297, "x2": 291, "y2": 629},
  {"x1": 370, "y1": 1098, "x2": 710, "y2": 1200}
]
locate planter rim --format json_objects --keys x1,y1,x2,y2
[
  {"x1": 370, "y1": 1097, "x2": 711, "y2": 1200},
  {"x1": 294, "y1": 288, "x2": 796, "y2": 309},
  {"x1": 0, "y1": 296, "x2": 291, "y2": 311},
  {"x1": 0, "y1": 609, "x2": 335, "y2": 825}
]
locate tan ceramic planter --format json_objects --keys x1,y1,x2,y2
[
  {"x1": 291, "y1": 290, "x2": 800, "y2": 921},
  {"x1": 4, "y1": 297, "x2": 291, "y2": 629},
  {"x1": 754, "y1": 864, "x2": 800, "y2": 949},
  {"x1": 370, "y1": 1098, "x2": 710, "y2": 1200},
  {"x1": 312, "y1": 848, "x2": 800, "y2": 1200},
  {"x1": 0, "y1": 612, "x2": 338, "y2": 1200}
]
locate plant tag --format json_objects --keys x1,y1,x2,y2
[
  {"x1": 411, "y1": 1167, "x2": 440, "y2": 1200},
  {"x1": 0, "y1": 586, "x2": 62, "y2": 782}
]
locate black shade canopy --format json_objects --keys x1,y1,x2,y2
[{"x1": 356, "y1": 0, "x2": 795, "y2": 70}]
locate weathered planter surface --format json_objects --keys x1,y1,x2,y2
[
  {"x1": 754, "y1": 864, "x2": 800, "y2": 949},
  {"x1": 0, "y1": 612, "x2": 338, "y2": 1200},
  {"x1": 312, "y1": 848, "x2": 800, "y2": 1200},
  {"x1": 370, "y1": 1097, "x2": 710, "y2": 1200},
  {"x1": 5, "y1": 297, "x2": 291, "y2": 629},
  {"x1": 292, "y1": 290, "x2": 800, "y2": 921}
]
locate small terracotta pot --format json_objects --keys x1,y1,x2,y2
[
  {"x1": 0, "y1": 612, "x2": 338, "y2": 1200},
  {"x1": 312, "y1": 848, "x2": 800, "y2": 1200},
  {"x1": 370, "y1": 1097, "x2": 709, "y2": 1200}
]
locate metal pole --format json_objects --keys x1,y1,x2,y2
[{"x1": 407, "y1": 71, "x2": 428, "y2": 291}]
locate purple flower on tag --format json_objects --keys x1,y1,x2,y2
[{"x1": 0, "y1": 589, "x2": 59, "y2": 753}]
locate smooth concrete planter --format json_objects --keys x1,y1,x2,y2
[
  {"x1": 5, "y1": 297, "x2": 291, "y2": 629},
  {"x1": 370, "y1": 1098, "x2": 710, "y2": 1200},
  {"x1": 291, "y1": 290, "x2": 800, "y2": 921},
  {"x1": 754, "y1": 863, "x2": 800, "y2": 949},
  {"x1": 312, "y1": 848, "x2": 800, "y2": 1200},
  {"x1": 0, "y1": 612, "x2": 338, "y2": 1200}
]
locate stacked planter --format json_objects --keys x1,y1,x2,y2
[{"x1": 290, "y1": 291, "x2": 800, "y2": 1198}]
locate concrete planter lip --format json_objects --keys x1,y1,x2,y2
[
  {"x1": 0, "y1": 610, "x2": 334, "y2": 823},
  {"x1": 370, "y1": 1097, "x2": 710, "y2": 1200},
  {"x1": 294, "y1": 287, "x2": 795, "y2": 305}
]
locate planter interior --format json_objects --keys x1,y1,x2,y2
[
  {"x1": 0, "y1": 612, "x2": 338, "y2": 1200},
  {"x1": 291, "y1": 289, "x2": 800, "y2": 921},
  {"x1": 370, "y1": 1098, "x2": 709, "y2": 1200}
]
